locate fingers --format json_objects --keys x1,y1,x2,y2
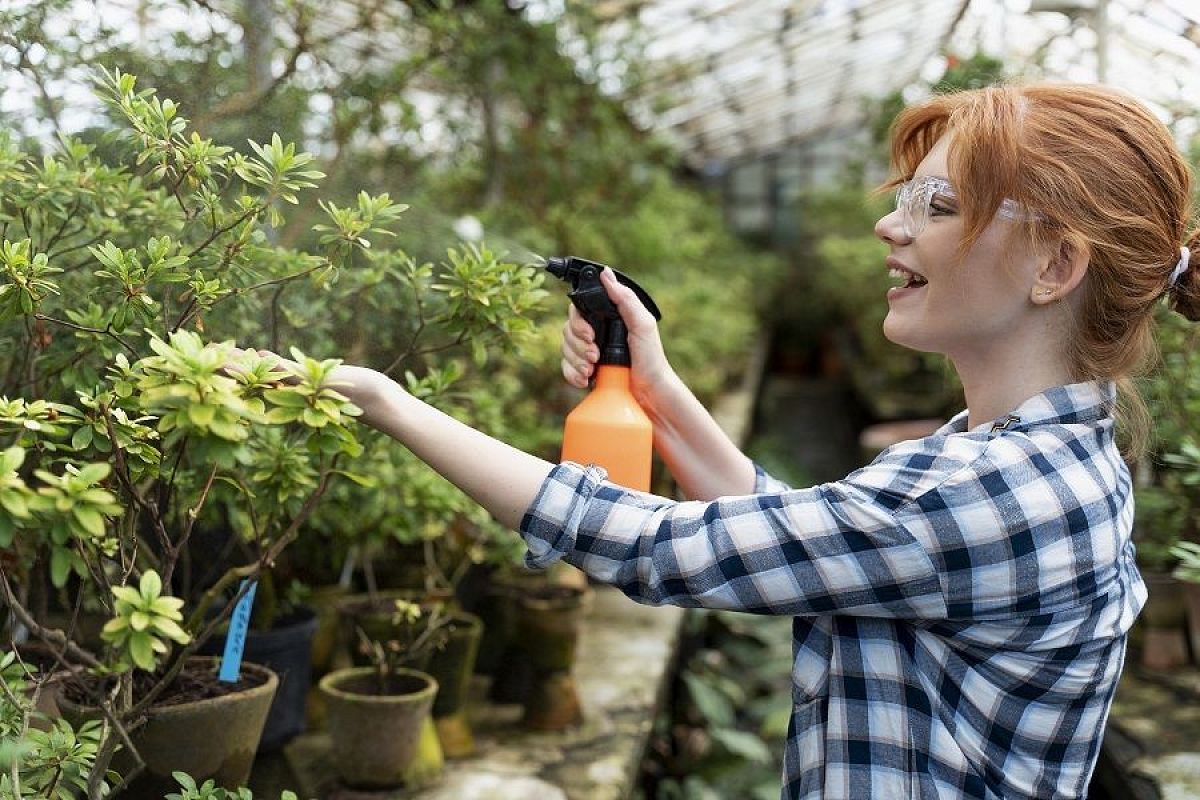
[
  {"x1": 561, "y1": 304, "x2": 598, "y2": 388},
  {"x1": 567, "y1": 304, "x2": 595, "y2": 343},
  {"x1": 600, "y1": 268, "x2": 658, "y2": 336},
  {"x1": 561, "y1": 356, "x2": 591, "y2": 389}
]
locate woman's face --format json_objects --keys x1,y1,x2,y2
[{"x1": 873, "y1": 135, "x2": 1045, "y2": 363}]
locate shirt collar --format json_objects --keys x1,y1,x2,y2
[{"x1": 939, "y1": 380, "x2": 1117, "y2": 435}]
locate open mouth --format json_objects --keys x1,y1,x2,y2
[{"x1": 888, "y1": 266, "x2": 928, "y2": 289}]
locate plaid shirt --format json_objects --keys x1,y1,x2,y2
[{"x1": 521, "y1": 381, "x2": 1146, "y2": 799}]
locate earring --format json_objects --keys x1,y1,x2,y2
[{"x1": 1037, "y1": 289, "x2": 1053, "y2": 296}]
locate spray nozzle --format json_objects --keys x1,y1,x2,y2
[{"x1": 545, "y1": 256, "x2": 662, "y2": 367}]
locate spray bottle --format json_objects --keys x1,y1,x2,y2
[{"x1": 545, "y1": 256, "x2": 662, "y2": 491}]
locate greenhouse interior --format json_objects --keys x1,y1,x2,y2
[{"x1": 4, "y1": 0, "x2": 1200, "y2": 798}]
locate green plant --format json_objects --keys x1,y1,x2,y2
[
  {"x1": 640, "y1": 613, "x2": 792, "y2": 800},
  {"x1": 1132, "y1": 308, "x2": 1200, "y2": 570},
  {"x1": 0, "y1": 66, "x2": 543, "y2": 797},
  {"x1": 1170, "y1": 541, "x2": 1200, "y2": 584},
  {"x1": 0, "y1": 650, "x2": 107, "y2": 799},
  {"x1": 353, "y1": 598, "x2": 455, "y2": 690},
  {"x1": 166, "y1": 770, "x2": 304, "y2": 800}
]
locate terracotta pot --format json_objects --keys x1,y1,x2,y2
[
  {"x1": 1180, "y1": 580, "x2": 1200, "y2": 665},
  {"x1": 426, "y1": 611, "x2": 482, "y2": 758},
  {"x1": 319, "y1": 666, "x2": 442, "y2": 790},
  {"x1": 518, "y1": 585, "x2": 591, "y2": 731},
  {"x1": 1139, "y1": 570, "x2": 1189, "y2": 670},
  {"x1": 198, "y1": 607, "x2": 318, "y2": 751},
  {"x1": 57, "y1": 657, "x2": 277, "y2": 799}
]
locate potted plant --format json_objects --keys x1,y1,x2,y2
[
  {"x1": 0, "y1": 66, "x2": 518, "y2": 797},
  {"x1": 1131, "y1": 308, "x2": 1200, "y2": 670},
  {"x1": 1169, "y1": 540, "x2": 1200, "y2": 663},
  {"x1": 318, "y1": 600, "x2": 449, "y2": 789},
  {"x1": 333, "y1": 526, "x2": 486, "y2": 759}
]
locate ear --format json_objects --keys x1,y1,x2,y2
[{"x1": 1031, "y1": 237, "x2": 1089, "y2": 305}]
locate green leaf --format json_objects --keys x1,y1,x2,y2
[
  {"x1": 48, "y1": 546, "x2": 77, "y2": 587},
  {"x1": 188, "y1": 404, "x2": 216, "y2": 426},
  {"x1": 152, "y1": 617, "x2": 191, "y2": 645},
  {"x1": 263, "y1": 389, "x2": 308, "y2": 408},
  {"x1": 709, "y1": 728, "x2": 771, "y2": 764},
  {"x1": 0, "y1": 446, "x2": 25, "y2": 472},
  {"x1": 172, "y1": 771, "x2": 197, "y2": 791},
  {"x1": 75, "y1": 463, "x2": 111, "y2": 484},
  {"x1": 73, "y1": 506, "x2": 106, "y2": 538},
  {"x1": 682, "y1": 672, "x2": 735, "y2": 728},
  {"x1": 129, "y1": 631, "x2": 156, "y2": 671},
  {"x1": 72, "y1": 425, "x2": 94, "y2": 450},
  {"x1": 139, "y1": 569, "x2": 163, "y2": 599}
]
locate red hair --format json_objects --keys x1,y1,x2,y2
[{"x1": 886, "y1": 83, "x2": 1200, "y2": 454}]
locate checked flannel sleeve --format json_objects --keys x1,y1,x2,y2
[{"x1": 518, "y1": 441, "x2": 967, "y2": 619}]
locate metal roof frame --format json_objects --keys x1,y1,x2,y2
[{"x1": 603, "y1": 0, "x2": 1200, "y2": 169}]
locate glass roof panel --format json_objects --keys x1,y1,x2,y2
[
  {"x1": 611, "y1": 0, "x2": 1200, "y2": 169},
  {"x1": 616, "y1": 0, "x2": 970, "y2": 168}
]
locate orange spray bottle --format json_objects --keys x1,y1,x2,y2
[{"x1": 546, "y1": 256, "x2": 662, "y2": 491}]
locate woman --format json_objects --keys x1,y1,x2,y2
[{"x1": 251, "y1": 83, "x2": 1198, "y2": 798}]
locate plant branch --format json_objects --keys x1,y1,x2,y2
[
  {"x1": 182, "y1": 460, "x2": 337, "y2": 634},
  {"x1": 33, "y1": 314, "x2": 140, "y2": 360},
  {"x1": 0, "y1": 568, "x2": 101, "y2": 669},
  {"x1": 186, "y1": 206, "x2": 262, "y2": 259},
  {"x1": 163, "y1": 463, "x2": 218, "y2": 589},
  {"x1": 102, "y1": 407, "x2": 170, "y2": 569}
]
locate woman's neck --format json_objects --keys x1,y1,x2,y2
[{"x1": 952, "y1": 341, "x2": 1076, "y2": 431}]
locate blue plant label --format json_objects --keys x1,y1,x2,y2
[{"x1": 218, "y1": 579, "x2": 257, "y2": 683}]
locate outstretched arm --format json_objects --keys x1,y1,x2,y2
[
  {"x1": 313, "y1": 365, "x2": 555, "y2": 530},
  {"x1": 560, "y1": 269, "x2": 757, "y2": 500}
]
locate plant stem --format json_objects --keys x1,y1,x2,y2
[{"x1": 0, "y1": 569, "x2": 100, "y2": 669}]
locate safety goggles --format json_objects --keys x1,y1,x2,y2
[{"x1": 894, "y1": 176, "x2": 1035, "y2": 239}]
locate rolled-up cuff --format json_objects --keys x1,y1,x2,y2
[
  {"x1": 519, "y1": 461, "x2": 608, "y2": 569},
  {"x1": 753, "y1": 462, "x2": 792, "y2": 494}
]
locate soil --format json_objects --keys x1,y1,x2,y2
[
  {"x1": 334, "y1": 671, "x2": 431, "y2": 697},
  {"x1": 61, "y1": 658, "x2": 269, "y2": 708}
]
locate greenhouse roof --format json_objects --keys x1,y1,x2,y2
[
  {"x1": 597, "y1": 0, "x2": 1200, "y2": 170},
  {"x1": 600, "y1": 0, "x2": 969, "y2": 168}
]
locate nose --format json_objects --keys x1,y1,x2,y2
[{"x1": 874, "y1": 208, "x2": 910, "y2": 245}]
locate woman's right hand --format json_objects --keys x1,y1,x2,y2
[{"x1": 560, "y1": 267, "x2": 676, "y2": 407}]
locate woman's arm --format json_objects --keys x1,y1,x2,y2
[
  {"x1": 324, "y1": 365, "x2": 555, "y2": 530},
  {"x1": 561, "y1": 269, "x2": 757, "y2": 500},
  {"x1": 641, "y1": 369, "x2": 757, "y2": 500}
]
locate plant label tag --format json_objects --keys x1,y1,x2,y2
[{"x1": 219, "y1": 579, "x2": 257, "y2": 683}]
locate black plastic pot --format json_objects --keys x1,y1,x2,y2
[{"x1": 199, "y1": 605, "x2": 318, "y2": 751}]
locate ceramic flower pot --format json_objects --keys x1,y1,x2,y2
[
  {"x1": 318, "y1": 666, "x2": 443, "y2": 790},
  {"x1": 518, "y1": 584, "x2": 591, "y2": 731},
  {"x1": 57, "y1": 657, "x2": 277, "y2": 799},
  {"x1": 1139, "y1": 570, "x2": 1189, "y2": 670},
  {"x1": 426, "y1": 610, "x2": 482, "y2": 758},
  {"x1": 198, "y1": 606, "x2": 318, "y2": 751}
]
